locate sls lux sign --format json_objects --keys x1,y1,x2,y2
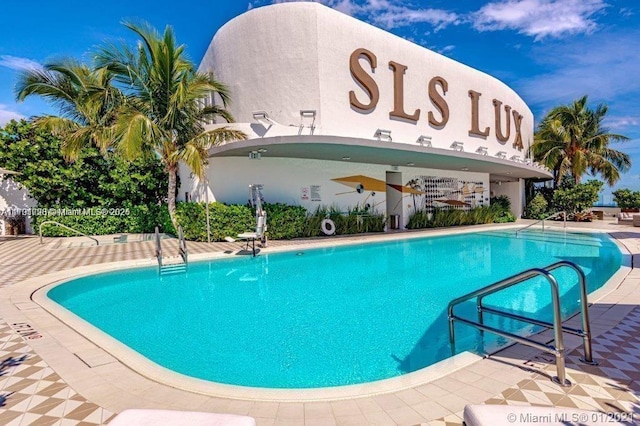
[{"x1": 348, "y1": 48, "x2": 524, "y2": 150}]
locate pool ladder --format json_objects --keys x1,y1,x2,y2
[
  {"x1": 447, "y1": 260, "x2": 597, "y2": 387},
  {"x1": 516, "y1": 211, "x2": 566, "y2": 236},
  {"x1": 155, "y1": 226, "x2": 188, "y2": 275}
]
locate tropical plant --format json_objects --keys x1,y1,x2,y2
[
  {"x1": 551, "y1": 180, "x2": 603, "y2": 214},
  {"x1": 16, "y1": 22, "x2": 246, "y2": 231},
  {"x1": 524, "y1": 194, "x2": 548, "y2": 219},
  {"x1": 530, "y1": 96, "x2": 631, "y2": 187},
  {"x1": 15, "y1": 60, "x2": 123, "y2": 160},
  {"x1": 612, "y1": 189, "x2": 640, "y2": 209},
  {"x1": 94, "y1": 22, "x2": 246, "y2": 230},
  {"x1": 0, "y1": 119, "x2": 167, "y2": 208}
]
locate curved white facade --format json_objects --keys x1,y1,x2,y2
[{"x1": 182, "y1": 2, "x2": 551, "y2": 225}]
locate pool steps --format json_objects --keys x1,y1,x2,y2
[
  {"x1": 155, "y1": 226, "x2": 188, "y2": 275},
  {"x1": 448, "y1": 260, "x2": 596, "y2": 388}
]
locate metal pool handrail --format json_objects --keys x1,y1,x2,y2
[
  {"x1": 155, "y1": 226, "x2": 162, "y2": 266},
  {"x1": 447, "y1": 260, "x2": 596, "y2": 387},
  {"x1": 178, "y1": 225, "x2": 187, "y2": 264},
  {"x1": 39, "y1": 221, "x2": 99, "y2": 246},
  {"x1": 516, "y1": 211, "x2": 566, "y2": 236}
]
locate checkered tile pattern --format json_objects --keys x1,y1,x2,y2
[
  {"x1": 480, "y1": 308, "x2": 640, "y2": 421},
  {"x1": 0, "y1": 230, "x2": 639, "y2": 425},
  {"x1": 0, "y1": 235, "x2": 309, "y2": 289},
  {"x1": 0, "y1": 321, "x2": 115, "y2": 425}
]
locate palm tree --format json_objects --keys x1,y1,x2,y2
[
  {"x1": 15, "y1": 60, "x2": 123, "y2": 160},
  {"x1": 94, "y1": 22, "x2": 246, "y2": 231},
  {"x1": 16, "y1": 22, "x2": 246, "y2": 232},
  {"x1": 531, "y1": 96, "x2": 631, "y2": 188}
]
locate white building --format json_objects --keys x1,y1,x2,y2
[{"x1": 180, "y1": 2, "x2": 551, "y2": 228}]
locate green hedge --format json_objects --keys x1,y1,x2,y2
[
  {"x1": 302, "y1": 206, "x2": 386, "y2": 237},
  {"x1": 406, "y1": 205, "x2": 509, "y2": 229},
  {"x1": 175, "y1": 203, "x2": 385, "y2": 241},
  {"x1": 34, "y1": 204, "x2": 170, "y2": 237}
]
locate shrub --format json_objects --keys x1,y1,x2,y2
[
  {"x1": 407, "y1": 206, "x2": 499, "y2": 229},
  {"x1": 551, "y1": 180, "x2": 603, "y2": 214},
  {"x1": 303, "y1": 205, "x2": 385, "y2": 236},
  {"x1": 490, "y1": 195, "x2": 516, "y2": 223},
  {"x1": 264, "y1": 203, "x2": 307, "y2": 239},
  {"x1": 525, "y1": 194, "x2": 548, "y2": 219},
  {"x1": 612, "y1": 189, "x2": 640, "y2": 209},
  {"x1": 490, "y1": 195, "x2": 511, "y2": 212},
  {"x1": 33, "y1": 204, "x2": 168, "y2": 237},
  {"x1": 407, "y1": 210, "x2": 432, "y2": 229}
]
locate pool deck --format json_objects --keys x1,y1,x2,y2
[{"x1": 0, "y1": 219, "x2": 639, "y2": 425}]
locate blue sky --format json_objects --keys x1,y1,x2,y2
[{"x1": 1, "y1": 0, "x2": 638, "y2": 201}]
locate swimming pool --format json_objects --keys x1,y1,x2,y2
[{"x1": 46, "y1": 230, "x2": 621, "y2": 389}]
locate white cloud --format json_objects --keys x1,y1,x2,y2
[
  {"x1": 517, "y1": 30, "x2": 640, "y2": 106},
  {"x1": 371, "y1": 7, "x2": 459, "y2": 30},
  {"x1": 619, "y1": 7, "x2": 634, "y2": 18},
  {"x1": 0, "y1": 55, "x2": 42, "y2": 71},
  {"x1": 438, "y1": 45, "x2": 455, "y2": 54},
  {"x1": 471, "y1": 0, "x2": 606, "y2": 40},
  {"x1": 270, "y1": 0, "x2": 458, "y2": 30},
  {"x1": 0, "y1": 105, "x2": 25, "y2": 126},
  {"x1": 605, "y1": 116, "x2": 640, "y2": 131}
]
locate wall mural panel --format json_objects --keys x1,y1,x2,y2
[{"x1": 405, "y1": 176, "x2": 487, "y2": 212}]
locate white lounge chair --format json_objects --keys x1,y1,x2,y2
[
  {"x1": 463, "y1": 404, "x2": 631, "y2": 426},
  {"x1": 237, "y1": 213, "x2": 266, "y2": 256}
]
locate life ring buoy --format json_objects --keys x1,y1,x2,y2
[{"x1": 321, "y1": 218, "x2": 336, "y2": 236}]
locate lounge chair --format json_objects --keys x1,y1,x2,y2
[
  {"x1": 237, "y1": 213, "x2": 266, "y2": 256},
  {"x1": 463, "y1": 404, "x2": 630, "y2": 425}
]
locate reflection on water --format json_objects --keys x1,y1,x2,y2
[{"x1": 49, "y1": 230, "x2": 621, "y2": 388}]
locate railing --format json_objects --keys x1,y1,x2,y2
[
  {"x1": 155, "y1": 226, "x2": 188, "y2": 274},
  {"x1": 39, "y1": 221, "x2": 99, "y2": 246},
  {"x1": 516, "y1": 211, "x2": 566, "y2": 236},
  {"x1": 155, "y1": 226, "x2": 162, "y2": 267},
  {"x1": 178, "y1": 226, "x2": 187, "y2": 264},
  {"x1": 447, "y1": 260, "x2": 596, "y2": 387}
]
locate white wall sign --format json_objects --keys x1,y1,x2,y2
[{"x1": 310, "y1": 185, "x2": 322, "y2": 202}]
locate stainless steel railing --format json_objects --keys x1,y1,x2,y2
[
  {"x1": 516, "y1": 211, "x2": 566, "y2": 236},
  {"x1": 177, "y1": 226, "x2": 187, "y2": 264},
  {"x1": 155, "y1": 226, "x2": 163, "y2": 267},
  {"x1": 156, "y1": 226, "x2": 188, "y2": 273},
  {"x1": 39, "y1": 221, "x2": 99, "y2": 246},
  {"x1": 447, "y1": 260, "x2": 596, "y2": 387}
]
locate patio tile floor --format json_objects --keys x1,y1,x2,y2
[{"x1": 0, "y1": 220, "x2": 638, "y2": 425}]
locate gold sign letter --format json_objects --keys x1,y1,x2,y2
[
  {"x1": 468, "y1": 90, "x2": 490, "y2": 137},
  {"x1": 512, "y1": 110, "x2": 524, "y2": 150},
  {"x1": 428, "y1": 76, "x2": 449, "y2": 127},
  {"x1": 349, "y1": 48, "x2": 379, "y2": 111},
  {"x1": 388, "y1": 61, "x2": 420, "y2": 121},
  {"x1": 493, "y1": 99, "x2": 511, "y2": 143}
]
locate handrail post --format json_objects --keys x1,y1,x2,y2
[
  {"x1": 448, "y1": 305, "x2": 456, "y2": 357},
  {"x1": 476, "y1": 298, "x2": 485, "y2": 353},
  {"x1": 547, "y1": 261, "x2": 596, "y2": 365},
  {"x1": 548, "y1": 275, "x2": 570, "y2": 387},
  {"x1": 577, "y1": 270, "x2": 595, "y2": 365},
  {"x1": 448, "y1": 265, "x2": 585, "y2": 388},
  {"x1": 155, "y1": 226, "x2": 162, "y2": 267}
]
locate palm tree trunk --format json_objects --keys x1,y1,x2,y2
[{"x1": 167, "y1": 166, "x2": 179, "y2": 232}]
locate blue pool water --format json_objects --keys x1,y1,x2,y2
[{"x1": 48, "y1": 230, "x2": 621, "y2": 388}]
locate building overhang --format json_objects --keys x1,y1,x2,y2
[{"x1": 208, "y1": 135, "x2": 552, "y2": 181}]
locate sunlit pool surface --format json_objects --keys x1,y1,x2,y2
[{"x1": 48, "y1": 230, "x2": 621, "y2": 388}]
